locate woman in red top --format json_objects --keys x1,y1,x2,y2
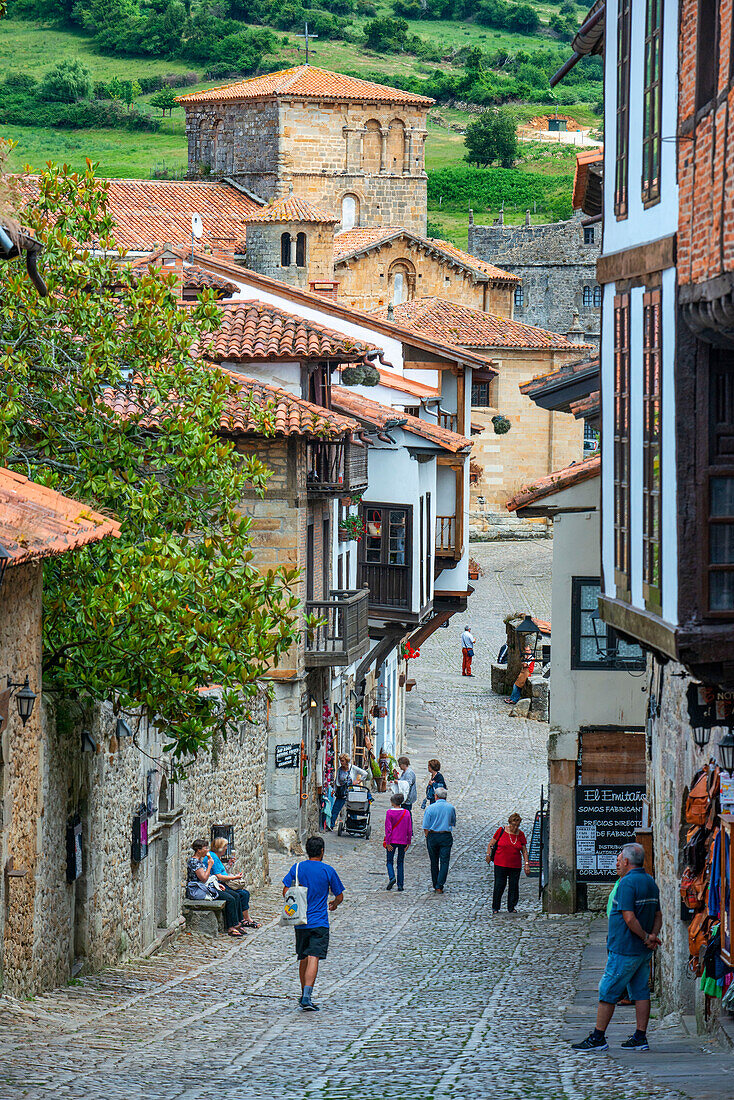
[{"x1": 487, "y1": 813, "x2": 529, "y2": 913}]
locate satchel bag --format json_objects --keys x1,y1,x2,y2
[
  {"x1": 688, "y1": 910, "x2": 713, "y2": 976},
  {"x1": 686, "y1": 768, "x2": 710, "y2": 826},
  {"x1": 683, "y1": 824, "x2": 708, "y2": 874},
  {"x1": 280, "y1": 862, "x2": 308, "y2": 927},
  {"x1": 680, "y1": 866, "x2": 706, "y2": 911},
  {"x1": 486, "y1": 827, "x2": 504, "y2": 864}
]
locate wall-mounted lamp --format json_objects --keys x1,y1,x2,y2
[
  {"x1": 309, "y1": 697, "x2": 318, "y2": 709},
  {"x1": 0, "y1": 543, "x2": 11, "y2": 591},
  {"x1": 81, "y1": 729, "x2": 98, "y2": 753},
  {"x1": 116, "y1": 717, "x2": 132, "y2": 739},
  {"x1": 7, "y1": 675, "x2": 37, "y2": 727},
  {"x1": 718, "y1": 730, "x2": 734, "y2": 773}
]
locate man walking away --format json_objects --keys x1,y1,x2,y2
[
  {"x1": 423, "y1": 788, "x2": 456, "y2": 893},
  {"x1": 282, "y1": 836, "x2": 344, "y2": 1012},
  {"x1": 572, "y1": 843, "x2": 661, "y2": 1052},
  {"x1": 397, "y1": 756, "x2": 417, "y2": 817},
  {"x1": 461, "y1": 625, "x2": 475, "y2": 676}
]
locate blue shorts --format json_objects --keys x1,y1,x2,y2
[{"x1": 599, "y1": 951, "x2": 651, "y2": 1003}]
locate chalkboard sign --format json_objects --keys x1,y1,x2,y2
[
  {"x1": 275, "y1": 743, "x2": 301, "y2": 769},
  {"x1": 527, "y1": 810, "x2": 542, "y2": 878},
  {"x1": 576, "y1": 785, "x2": 645, "y2": 882}
]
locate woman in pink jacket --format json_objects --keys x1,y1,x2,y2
[{"x1": 384, "y1": 791, "x2": 413, "y2": 891}]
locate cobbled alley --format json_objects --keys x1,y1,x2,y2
[{"x1": 0, "y1": 544, "x2": 710, "y2": 1099}]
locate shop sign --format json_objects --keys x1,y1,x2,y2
[
  {"x1": 721, "y1": 772, "x2": 734, "y2": 811},
  {"x1": 275, "y1": 743, "x2": 301, "y2": 769},
  {"x1": 687, "y1": 683, "x2": 734, "y2": 729},
  {"x1": 575, "y1": 785, "x2": 645, "y2": 882},
  {"x1": 527, "y1": 809, "x2": 543, "y2": 878}
]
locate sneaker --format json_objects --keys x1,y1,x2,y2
[
  {"x1": 299, "y1": 998, "x2": 320, "y2": 1011},
  {"x1": 621, "y1": 1034, "x2": 649, "y2": 1051},
  {"x1": 571, "y1": 1032, "x2": 608, "y2": 1052},
  {"x1": 386, "y1": 878, "x2": 396, "y2": 891},
  {"x1": 397, "y1": 886, "x2": 404, "y2": 892}
]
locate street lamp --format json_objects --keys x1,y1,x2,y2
[
  {"x1": 7, "y1": 675, "x2": 38, "y2": 727},
  {"x1": 515, "y1": 614, "x2": 541, "y2": 660},
  {"x1": 692, "y1": 724, "x2": 712, "y2": 750},
  {"x1": 718, "y1": 730, "x2": 734, "y2": 772}
]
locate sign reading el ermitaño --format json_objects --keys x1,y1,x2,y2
[{"x1": 575, "y1": 785, "x2": 645, "y2": 883}]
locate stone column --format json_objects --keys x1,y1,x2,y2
[
  {"x1": 342, "y1": 127, "x2": 351, "y2": 171},
  {"x1": 404, "y1": 128, "x2": 412, "y2": 175},
  {"x1": 546, "y1": 735, "x2": 578, "y2": 914},
  {"x1": 379, "y1": 127, "x2": 388, "y2": 173},
  {"x1": 357, "y1": 128, "x2": 366, "y2": 171},
  {"x1": 290, "y1": 235, "x2": 298, "y2": 267}
]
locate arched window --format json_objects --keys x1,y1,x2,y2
[
  {"x1": 593, "y1": 284, "x2": 602, "y2": 307},
  {"x1": 387, "y1": 119, "x2": 405, "y2": 173},
  {"x1": 514, "y1": 286, "x2": 524, "y2": 310},
  {"x1": 389, "y1": 260, "x2": 414, "y2": 305},
  {"x1": 296, "y1": 232, "x2": 306, "y2": 268},
  {"x1": 392, "y1": 271, "x2": 405, "y2": 305},
  {"x1": 211, "y1": 119, "x2": 223, "y2": 173},
  {"x1": 341, "y1": 193, "x2": 359, "y2": 230},
  {"x1": 582, "y1": 285, "x2": 593, "y2": 307},
  {"x1": 281, "y1": 232, "x2": 291, "y2": 267}
]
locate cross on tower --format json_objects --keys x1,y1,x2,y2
[{"x1": 295, "y1": 21, "x2": 318, "y2": 63}]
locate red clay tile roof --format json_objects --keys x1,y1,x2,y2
[
  {"x1": 245, "y1": 196, "x2": 338, "y2": 224},
  {"x1": 200, "y1": 301, "x2": 377, "y2": 363},
  {"x1": 383, "y1": 298, "x2": 591, "y2": 351},
  {"x1": 0, "y1": 468, "x2": 121, "y2": 566},
  {"x1": 332, "y1": 387, "x2": 471, "y2": 453},
  {"x1": 570, "y1": 391, "x2": 600, "y2": 420},
  {"x1": 573, "y1": 148, "x2": 604, "y2": 212},
  {"x1": 177, "y1": 66, "x2": 434, "y2": 106},
  {"x1": 105, "y1": 375, "x2": 358, "y2": 439},
  {"x1": 334, "y1": 227, "x2": 518, "y2": 282},
  {"x1": 372, "y1": 367, "x2": 440, "y2": 398},
  {"x1": 128, "y1": 255, "x2": 238, "y2": 295},
  {"x1": 520, "y1": 357, "x2": 599, "y2": 397},
  {"x1": 21, "y1": 177, "x2": 262, "y2": 255},
  {"x1": 506, "y1": 454, "x2": 600, "y2": 511}
]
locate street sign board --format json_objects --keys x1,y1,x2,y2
[
  {"x1": 575, "y1": 784, "x2": 645, "y2": 882},
  {"x1": 275, "y1": 743, "x2": 301, "y2": 769},
  {"x1": 527, "y1": 809, "x2": 543, "y2": 877}
]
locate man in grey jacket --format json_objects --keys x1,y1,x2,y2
[{"x1": 397, "y1": 756, "x2": 417, "y2": 816}]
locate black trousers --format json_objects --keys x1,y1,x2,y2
[
  {"x1": 493, "y1": 865, "x2": 521, "y2": 912},
  {"x1": 426, "y1": 830, "x2": 453, "y2": 889},
  {"x1": 218, "y1": 886, "x2": 245, "y2": 928}
]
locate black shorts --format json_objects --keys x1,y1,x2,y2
[{"x1": 295, "y1": 926, "x2": 330, "y2": 960}]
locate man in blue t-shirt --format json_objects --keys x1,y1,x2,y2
[
  {"x1": 282, "y1": 835, "x2": 344, "y2": 1011},
  {"x1": 572, "y1": 843, "x2": 662, "y2": 1053}
]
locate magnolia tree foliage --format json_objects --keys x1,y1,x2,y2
[{"x1": 0, "y1": 155, "x2": 300, "y2": 772}]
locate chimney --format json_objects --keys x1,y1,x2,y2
[
  {"x1": 468, "y1": 208, "x2": 474, "y2": 225},
  {"x1": 309, "y1": 280, "x2": 339, "y2": 301},
  {"x1": 566, "y1": 310, "x2": 585, "y2": 344}
]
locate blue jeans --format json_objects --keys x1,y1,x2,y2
[
  {"x1": 386, "y1": 843, "x2": 406, "y2": 888},
  {"x1": 330, "y1": 797, "x2": 346, "y2": 826},
  {"x1": 599, "y1": 951, "x2": 652, "y2": 1003}
]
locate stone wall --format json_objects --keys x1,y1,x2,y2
[
  {"x1": 468, "y1": 214, "x2": 601, "y2": 343},
  {"x1": 245, "y1": 221, "x2": 335, "y2": 289}
]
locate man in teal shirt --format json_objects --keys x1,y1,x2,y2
[{"x1": 422, "y1": 788, "x2": 456, "y2": 893}]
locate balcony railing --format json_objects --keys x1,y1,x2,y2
[
  {"x1": 439, "y1": 411, "x2": 458, "y2": 433},
  {"x1": 435, "y1": 515, "x2": 456, "y2": 556},
  {"x1": 304, "y1": 589, "x2": 370, "y2": 667},
  {"x1": 357, "y1": 562, "x2": 411, "y2": 610},
  {"x1": 306, "y1": 439, "x2": 368, "y2": 495}
]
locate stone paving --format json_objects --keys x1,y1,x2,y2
[{"x1": 0, "y1": 541, "x2": 699, "y2": 1099}]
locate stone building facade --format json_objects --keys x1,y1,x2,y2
[
  {"x1": 178, "y1": 67, "x2": 433, "y2": 234},
  {"x1": 468, "y1": 212, "x2": 602, "y2": 345},
  {"x1": 244, "y1": 196, "x2": 337, "y2": 293}
]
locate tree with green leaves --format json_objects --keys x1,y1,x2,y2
[
  {"x1": 40, "y1": 59, "x2": 93, "y2": 102},
  {"x1": 464, "y1": 107, "x2": 518, "y2": 169},
  {"x1": 0, "y1": 153, "x2": 300, "y2": 774},
  {"x1": 149, "y1": 85, "x2": 179, "y2": 118}
]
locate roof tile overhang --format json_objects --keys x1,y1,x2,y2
[
  {"x1": 506, "y1": 454, "x2": 600, "y2": 512},
  {"x1": 245, "y1": 195, "x2": 338, "y2": 224},
  {"x1": 334, "y1": 227, "x2": 519, "y2": 284},
  {"x1": 550, "y1": 1, "x2": 605, "y2": 88},
  {"x1": 332, "y1": 387, "x2": 471, "y2": 453},
  {"x1": 0, "y1": 468, "x2": 121, "y2": 566},
  {"x1": 520, "y1": 357, "x2": 599, "y2": 411},
  {"x1": 176, "y1": 65, "x2": 434, "y2": 107},
  {"x1": 570, "y1": 390, "x2": 600, "y2": 423},
  {"x1": 573, "y1": 150, "x2": 604, "y2": 217}
]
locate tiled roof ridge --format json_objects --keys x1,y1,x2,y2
[
  {"x1": 506, "y1": 453, "x2": 600, "y2": 511},
  {"x1": 520, "y1": 356, "x2": 600, "y2": 395},
  {"x1": 332, "y1": 386, "x2": 471, "y2": 453},
  {"x1": 333, "y1": 226, "x2": 518, "y2": 282},
  {"x1": 176, "y1": 65, "x2": 434, "y2": 106},
  {"x1": 221, "y1": 372, "x2": 359, "y2": 437},
  {"x1": 245, "y1": 195, "x2": 338, "y2": 224}
]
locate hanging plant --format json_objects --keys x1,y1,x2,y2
[
  {"x1": 492, "y1": 414, "x2": 511, "y2": 435},
  {"x1": 361, "y1": 363, "x2": 380, "y2": 386},
  {"x1": 338, "y1": 514, "x2": 366, "y2": 542},
  {"x1": 400, "y1": 640, "x2": 420, "y2": 661},
  {"x1": 341, "y1": 366, "x2": 364, "y2": 386}
]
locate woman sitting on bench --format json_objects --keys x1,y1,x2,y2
[
  {"x1": 208, "y1": 837, "x2": 260, "y2": 929},
  {"x1": 186, "y1": 838, "x2": 247, "y2": 937}
]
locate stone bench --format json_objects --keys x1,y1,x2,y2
[{"x1": 182, "y1": 898, "x2": 226, "y2": 935}]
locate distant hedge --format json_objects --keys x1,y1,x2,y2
[{"x1": 428, "y1": 165, "x2": 548, "y2": 208}]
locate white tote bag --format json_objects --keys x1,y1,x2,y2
[{"x1": 281, "y1": 861, "x2": 308, "y2": 927}]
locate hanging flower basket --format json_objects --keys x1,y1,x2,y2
[
  {"x1": 492, "y1": 414, "x2": 511, "y2": 435},
  {"x1": 399, "y1": 641, "x2": 420, "y2": 661},
  {"x1": 338, "y1": 515, "x2": 366, "y2": 542}
]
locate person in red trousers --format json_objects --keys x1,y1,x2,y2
[{"x1": 461, "y1": 625, "x2": 475, "y2": 676}]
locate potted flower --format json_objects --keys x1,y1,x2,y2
[{"x1": 338, "y1": 514, "x2": 366, "y2": 542}]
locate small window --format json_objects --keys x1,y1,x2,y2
[
  {"x1": 392, "y1": 271, "x2": 405, "y2": 305},
  {"x1": 281, "y1": 232, "x2": 291, "y2": 267},
  {"x1": 584, "y1": 225, "x2": 595, "y2": 244},
  {"x1": 571, "y1": 578, "x2": 646, "y2": 670},
  {"x1": 582, "y1": 285, "x2": 593, "y2": 307},
  {"x1": 514, "y1": 286, "x2": 524, "y2": 310},
  {"x1": 296, "y1": 232, "x2": 306, "y2": 268},
  {"x1": 615, "y1": 0, "x2": 632, "y2": 217},
  {"x1": 341, "y1": 194, "x2": 358, "y2": 230},
  {"x1": 593, "y1": 285, "x2": 602, "y2": 307},
  {"x1": 471, "y1": 380, "x2": 495, "y2": 407}
]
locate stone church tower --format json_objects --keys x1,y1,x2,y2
[
  {"x1": 243, "y1": 193, "x2": 338, "y2": 292},
  {"x1": 177, "y1": 66, "x2": 433, "y2": 235}
]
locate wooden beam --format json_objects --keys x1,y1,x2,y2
[
  {"x1": 596, "y1": 234, "x2": 676, "y2": 284},
  {"x1": 457, "y1": 369, "x2": 466, "y2": 435}
]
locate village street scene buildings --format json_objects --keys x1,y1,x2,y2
[{"x1": 3, "y1": 1, "x2": 734, "y2": 1091}]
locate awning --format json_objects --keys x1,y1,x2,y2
[{"x1": 550, "y1": 2, "x2": 605, "y2": 88}]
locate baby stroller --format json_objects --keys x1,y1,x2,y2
[{"x1": 337, "y1": 785, "x2": 371, "y2": 839}]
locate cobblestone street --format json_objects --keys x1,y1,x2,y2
[{"x1": 0, "y1": 542, "x2": 698, "y2": 1099}]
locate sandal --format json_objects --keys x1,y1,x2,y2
[
  {"x1": 240, "y1": 919, "x2": 261, "y2": 929},
  {"x1": 227, "y1": 927, "x2": 244, "y2": 936}
]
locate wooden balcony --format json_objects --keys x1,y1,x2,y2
[
  {"x1": 306, "y1": 439, "x2": 368, "y2": 496},
  {"x1": 435, "y1": 515, "x2": 457, "y2": 557},
  {"x1": 304, "y1": 589, "x2": 370, "y2": 667},
  {"x1": 358, "y1": 562, "x2": 411, "y2": 611},
  {"x1": 439, "y1": 411, "x2": 458, "y2": 433}
]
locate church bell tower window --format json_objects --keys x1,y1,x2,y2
[
  {"x1": 296, "y1": 232, "x2": 306, "y2": 268},
  {"x1": 281, "y1": 233, "x2": 291, "y2": 267}
]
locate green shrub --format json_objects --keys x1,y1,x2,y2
[{"x1": 40, "y1": 60, "x2": 93, "y2": 103}]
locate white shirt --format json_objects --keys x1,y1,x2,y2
[{"x1": 461, "y1": 631, "x2": 474, "y2": 648}]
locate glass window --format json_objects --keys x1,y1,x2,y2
[
  {"x1": 582, "y1": 286, "x2": 593, "y2": 307},
  {"x1": 296, "y1": 232, "x2": 306, "y2": 268},
  {"x1": 642, "y1": 289, "x2": 662, "y2": 609},
  {"x1": 388, "y1": 510, "x2": 407, "y2": 565},
  {"x1": 341, "y1": 194, "x2": 358, "y2": 230},
  {"x1": 471, "y1": 380, "x2": 492, "y2": 407},
  {"x1": 642, "y1": 0, "x2": 663, "y2": 204},
  {"x1": 571, "y1": 578, "x2": 646, "y2": 670},
  {"x1": 584, "y1": 225, "x2": 595, "y2": 244},
  {"x1": 514, "y1": 286, "x2": 524, "y2": 310},
  {"x1": 593, "y1": 285, "x2": 602, "y2": 307},
  {"x1": 364, "y1": 508, "x2": 382, "y2": 563},
  {"x1": 280, "y1": 232, "x2": 291, "y2": 267},
  {"x1": 392, "y1": 271, "x2": 405, "y2": 305},
  {"x1": 614, "y1": 294, "x2": 631, "y2": 586},
  {"x1": 615, "y1": 0, "x2": 632, "y2": 217}
]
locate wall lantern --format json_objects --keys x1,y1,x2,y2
[
  {"x1": 7, "y1": 675, "x2": 37, "y2": 727},
  {"x1": 718, "y1": 730, "x2": 734, "y2": 773},
  {"x1": 116, "y1": 717, "x2": 132, "y2": 739},
  {"x1": 515, "y1": 615, "x2": 541, "y2": 660},
  {"x1": 0, "y1": 542, "x2": 11, "y2": 591},
  {"x1": 692, "y1": 724, "x2": 712, "y2": 750}
]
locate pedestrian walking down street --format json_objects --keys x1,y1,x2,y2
[
  {"x1": 384, "y1": 791, "x2": 413, "y2": 891},
  {"x1": 461, "y1": 625, "x2": 475, "y2": 676},
  {"x1": 328, "y1": 754, "x2": 368, "y2": 830},
  {"x1": 396, "y1": 756, "x2": 417, "y2": 816},
  {"x1": 282, "y1": 836, "x2": 344, "y2": 1012},
  {"x1": 572, "y1": 843, "x2": 662, "y2": 1052},
  {"x1": 423, "y1": 788, "x2": 456, "y2": 893},
  {"x1": 421, "y1": 758, "x2": 447, "y2": 809},
  {"x1": 487, "y1": 813, "x2": 529, "y2": 913}
]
